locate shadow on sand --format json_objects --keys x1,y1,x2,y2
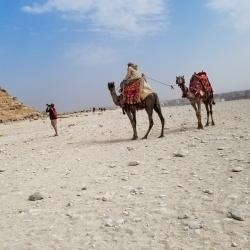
[
  {"x1": 66, "y1": 126, "x2": 197, "y2": 146},
  {"x1": 164, "y1": 126, "x2": 197, "y2": 135},
  {"x1": 87, "y1": 126, "x2": 196, "y2": 145},
  {"x1": 84, "y1": 138, "x2": 133, "y2": 145}
]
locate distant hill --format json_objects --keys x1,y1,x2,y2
[
  {"x1": 0, "y1": 87, "x2": 41, "y2": 123},
  {"x1": 163, "y1": 89, "x2": 250, "y2": 106}
]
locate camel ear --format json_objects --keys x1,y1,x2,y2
[{"x1": 108, "y1": 82, "x2": 115, "y2": 90}]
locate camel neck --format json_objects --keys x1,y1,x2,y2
[{"x1": 179, "y1": 84, "x2": 189, "y2": 98}]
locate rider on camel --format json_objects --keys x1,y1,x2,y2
[
  {"x1": 120, "y1": 62, "x2": 154, "y2": 100},
  {"x1": 120, "y1": 62, "x2": 142, "y2": 90}
]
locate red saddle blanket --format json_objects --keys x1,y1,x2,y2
[
  {"x1": 189, "y1": 71, "x2": 213, "y2": 99},
  {"x1": 123, "y1": 79, "x2": 141, "y2": 104}
]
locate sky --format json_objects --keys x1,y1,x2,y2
[{"x1": 0, "y1": 0, "x2": 250, "y2": 112}]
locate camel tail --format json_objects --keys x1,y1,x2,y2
[
  {"x1": 153, "y1": 92, "x2": 165, "y2": 137},
  {"x1": 211, "y1": 91, "x2": 215, "y2": 105},
  {"x1": 212, "y1": 95, "x2": 215, "y2": 105},
  {"x1": 153, "y1": 93, "x2": 164, "y2": 116},
  {"x1": 153, "y1": 93, "x2": 161, "y2": 107}
]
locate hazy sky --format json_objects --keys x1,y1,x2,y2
[{"x1": 0, "y1": 0, "x2": 250, "y2": 111}]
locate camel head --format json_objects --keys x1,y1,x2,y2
[
  {"x1": 176, "y1": 75, "x2": 185, "y2": 87},
  {"x1": 108, "y1": 82, "x2": 115, "y2": 91},
  {"x1": 176, "y1": 75, "x2": 188, "y2": 98},
  {"x1": 107, "y1": 81, "x2": 122, "y2": 107}
]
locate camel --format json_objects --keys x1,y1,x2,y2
[
  {"x1": 108, "y1": 82, "x2": 165, "y2": 140},
  {"x1": 176, "y1": 74, "x2": 215, "y2": 129}
]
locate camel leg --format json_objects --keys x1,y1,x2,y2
[
  {"x1": 132, "y1": 109, "x2": 137, "y2": 131},
  {"x1": 209, "y1": 102, "x2": 215, "y2": 126},
  {"x1": 191, "y1": 101, "x2": 203, "y2": 129},
  {"x1": 142, "y1": 102, "x2": 154, "y2": 139},
  {"x1": 197, "y1": 101, "x2": 203, "y2": 129},
  {"x1": 126, "y1": 110, "x2": 138, "y2": 140},
  {"x1": 154, "y1": 101, "x2": 165, "y2": 138},
  {"x1": 204, "y1": 102, "x2": 210, "y2": 126}
]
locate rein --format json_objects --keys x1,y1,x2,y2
[{"x1": 144, "y1": 75, "x2": 174, "y2": 90}]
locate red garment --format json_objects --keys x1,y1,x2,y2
[{"x1": 49, "y1": 107, "x2": 58, "y2": 120}]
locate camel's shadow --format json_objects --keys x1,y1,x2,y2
[
  {"x1": 68, "y1": 126, "x2": 197, "y2": 146},
  {"x1": 164, "y1": 126, "x2": 197, "y2": 135},
  {"x1": 86, "y1": 126, "x2": 196, "y2": 145},
  {"x1": 86, "y1": 138, "x2": 133, "y2": 145}
]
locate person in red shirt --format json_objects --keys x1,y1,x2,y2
[{"x1": 46, "y1": 103, "x2": 58, "y2": 136}]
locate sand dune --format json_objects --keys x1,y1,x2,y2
[{"x1": 0, "y1": 99, "x2": 249, "y2": 250}]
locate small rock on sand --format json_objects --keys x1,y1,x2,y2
[
  {"x1": 133, "y1": 217, "x2": 142, "y2": 222},
  {"x1": 104, "y1": 218, "x2": 114, "y2": 227},
  {"x1": 231, "y1": 167, "x2": 243, "y2": 172},
  {"x1": 228, "y1": 208, "x2": 245, "y2": 221},
  {"x1": 178, "y1": 213, "x2": 189, "y2": 219},
  {"x1": 127, "y1": 147, "x2": 135, "y2": 151},
  {"x1": 28, "y1": 192, "x2": 44, "y2": 201},
  {"x1": 217, "y1": 147, "x2": 224, "y2": 150},
  {"x1": 173, "y1": 153, "x2": 185, "y2": 157},
  {"x1": 184, "y1": 220, "x2": 203, "y2": 229},
  {"x1": 231, "y1": 242, "x2": 238, "y2": 247},
  {"x1": 203, "y1": 189, "x2": 213, "y2": 195},
  {"x1": 128, "y1": 161, "x2": 140, "y2": 166},
  {"x1": 108, "y1": 164, "x2": 117, "y2": 168}
]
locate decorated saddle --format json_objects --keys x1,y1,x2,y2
[
  {"x1": 123, "y1": 79, "x2": 142, "y2": 104},
  {"x1": 189, "y1": 71, "x2": 213, "y2": 99}
]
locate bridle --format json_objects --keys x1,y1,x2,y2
[{"x1": 176, "y1": 76, "x2": 188, "y2": 97}]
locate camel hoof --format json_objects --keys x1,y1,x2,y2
[
  {"x1": 158, "y1": 135, "x2": 164, "y2": 138},
  {"x1": 205, "y1": 123, "x2": 209, "y2": 127},
  {"x1": 132, "y1": 136, "x2": 138, "y2": 140},
  {"x1": 142, "y1": 136, "x2": 147, "y2": 140},
  {"x1": 212, "y1": 122, "x2": 215, "y2": 126},
  {"x1": 197, "y1": 125, "x2": 203, "y2": 130}
]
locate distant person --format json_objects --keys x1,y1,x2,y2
[{"x1": 46, "y1": 103, "x2": 58, "y2": 136}]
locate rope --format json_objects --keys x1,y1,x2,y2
[{"x1": 144, "y1": 75, "x2": 174, "y2": 89}]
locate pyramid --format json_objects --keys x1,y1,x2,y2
[{"x1": 0, "y1": 87, "x2": 41, "y2": 123}]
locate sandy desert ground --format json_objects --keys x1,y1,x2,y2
[{"x1": 0, "y1": 99, "x2": 249, "y2": 250}]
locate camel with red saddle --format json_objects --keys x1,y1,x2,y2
[
  {"x1": 176, "y1": 71, "x2": 215, "y2": 129},
  {"x1": 107, "y1": 79, "x2": 165, "y2": 140}
]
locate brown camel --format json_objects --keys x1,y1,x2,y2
[
  {"x1": 108, "y1": 82, "x2": 165, "y2": 140},
  {"x1": 176, "y1": 75, "x2": 215, "y2": 129}
]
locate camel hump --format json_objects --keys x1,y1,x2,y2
[
  {"x1": 189, "y1": 71, "x2": 214, "y2": 99},
  {"x1": 197, "y1": 71, "x2": 207, "y2": 76}
]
